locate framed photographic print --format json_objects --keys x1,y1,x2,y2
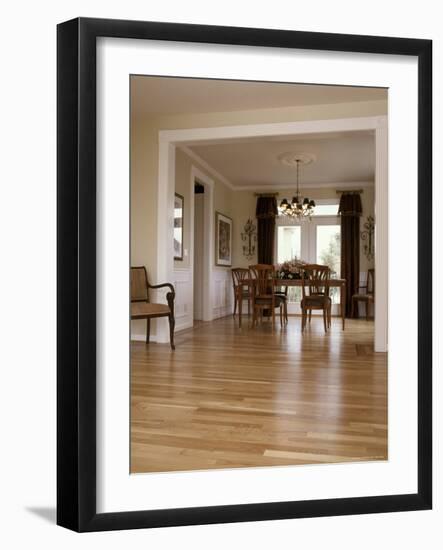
[
  {"x1": 215, "y1": 212, "x2": 233, "y2": 266},
  {"x1": 57, "y1": 17, "x2": 432, "y2": 532},
  {"x1": 174, "y1": 193, "x2": 184, "y2": 260}
]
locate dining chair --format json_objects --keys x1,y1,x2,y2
[
  {"x1": 231, "y1": 268, "x2": 252, "y2": 319},
  {"x1": 273, "y1": 275, "x2": 289, "y2": 324},
  {"x1": 352, "y1": 268, "x2": 375, "y2": 320},
  {"x1": 301, "y1": 264, "x2": 332, "y2": 333},
  {"x1": 130, "y1": 266, "x2": 176, "y2": 349},
  {"x1": 249, "y1": 264, "x2": 286, "y2": 328}
]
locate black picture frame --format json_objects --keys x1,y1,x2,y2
[{"x1": 57, "y1": 17, "x2": 432, "y2": 532}]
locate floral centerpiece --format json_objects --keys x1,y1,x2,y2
[{"x1": 276, "y1": 257, "x2": 307, "y2": 279}]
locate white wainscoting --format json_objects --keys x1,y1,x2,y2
[
  {"x1": 173, "y1": 268, "x2": 193, "y2": 332},
  {"x1": 212, "y1": 268, "x2": 233, "y2": 319}
]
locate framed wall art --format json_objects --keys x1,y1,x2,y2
[
  {"x1": 215, "y1": 211, "x2": 233, "y2": 266},
  {"x1": 57, "y1": 17, "x2": 432, "y2": 532}
]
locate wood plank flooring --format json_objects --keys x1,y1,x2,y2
[{"x1": 131, "y1": 316, "x2": 387, "y2": 473}]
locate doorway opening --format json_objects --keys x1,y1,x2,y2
[{"x1": 193, "y1": 181, "x2": 205, "y2": 321}]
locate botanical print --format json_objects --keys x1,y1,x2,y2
[
  {"x1": 216, "y1": 212, "x2": 232, "y2": 266},
  {"x1": 218, "y1": 219, "x2": 230, "y2": 260}
]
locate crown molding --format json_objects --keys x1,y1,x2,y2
[
  {"x1": 179, "y1": 146, "x2": 235, "y2": 190},
  {"x1": 233, "y1": 180, "x2": 374, "y2": 192}
]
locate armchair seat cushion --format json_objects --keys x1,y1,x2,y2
[{"x1": 131, "y1": 302, "x2": 170, "y2": 318}]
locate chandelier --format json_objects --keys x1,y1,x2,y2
[{"x1": 278, "y1": 153, "x2": 316, "y2": 219}]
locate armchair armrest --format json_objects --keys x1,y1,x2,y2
[{"x1": 148, "y1": 282, "x2": 175, "y2": 296}]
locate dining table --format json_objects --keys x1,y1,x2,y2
[{"x1": 237, "y1": 277, "x2": 346, "y2": 330}]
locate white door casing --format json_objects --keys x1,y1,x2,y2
[{"x1": 156, "y1": 116, "x2": 388, "y2": 351}]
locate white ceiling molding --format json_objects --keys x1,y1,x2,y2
[
  {"x1": 233, "y1": 180, "x2": 374, "y2": 192},
  {"x1": 179, "y1": 145, "x2": 235, "y2": 191}
]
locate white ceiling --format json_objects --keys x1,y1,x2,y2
[
  {"x1": 188, "y1": 131, "x2": 375, "y2": 189},
  {"x1": 131, "y1": 76, "x2": 387, "y2": 116}
]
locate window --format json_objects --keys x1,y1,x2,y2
[
  {"x1": 277, "y1": 226, "x2": 301, "y2": 263},
  {"x1": 316, "y1": 224, "x2": 341, "y2": 304},
  {"x1": 276, "y1": 225, "x2": 302, "y2": 304},
  {"x1": 312, "y1": 203, "x2": 339, "y2": 216},
  {"x1": 276, "y1": 200, "x2": 341, "y2": 309}
]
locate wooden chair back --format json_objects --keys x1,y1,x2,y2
[
  {"x1": 231, "y1": 268, "x2": 249, "y2": 288},
  {"x1": 248, "y1": 264, "x2": 274, "y2": 297},
  {"x1": 301, "y1": 264, "x2": 331, "y2": 299},
  {"x1": 131, "y1": 266, "x2": 150, "y2": 303}
]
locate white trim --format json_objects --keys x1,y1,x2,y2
[
  {"x1": 234, "y1": 180, "x2": 374, "y2": 191},
  {"x1": 190, "y1": 165, "x2": 215, "y2": 322},
  {"x1": 158, "y1": 115, "x2": 388, "y2": 352},
  {"x1": 375, "y1": 123, "x2": 389, "y2": 352},
  {"x1": 158, "y1": 115, "x2": 385, "y2": 145},
  {"x1": 180, "y1": 145, "x2": 235, "y2": 190}
]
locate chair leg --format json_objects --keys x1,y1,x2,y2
[
  {"x1": 233, "y1": 292, "x2": 237, "y2": 317},
  {"x1": 248, "y1": 297, "x2": 250, "y2": 317},
  {"x1": 366, "y1": 300, "x2": 369, "y2": 321},
  {"x1": 301, "y1": 308, "x2": 306, "y2": 332},
  {"x1": 328, "y1": 304, "x2": 332, "y2": 327},
  {"x1": 279, "y1": 305, "x2": 283, "y2": 327},
  {"x1": 309, "y1": 309, "x2": 312, "y2": 323},
  {"x1": 168, "y1": 314, "x2": 175, "y2": 350},
  {"x1": 146, "y1": 319, "x2": 150, "y2": 344},
  {"x1": 323, "y1": 308, "x2": 328, "y2": 333}
]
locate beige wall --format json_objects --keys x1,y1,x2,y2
[
  {"x1": 231, "y1": 191, "x2": 259, "y2": 267},
  {"x1": 130, "y1": 116, "x2": 159, "y2": 276}
]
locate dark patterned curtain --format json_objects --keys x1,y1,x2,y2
[
  {"x1": 338, "y1": 193, "x2": 362, "y2": 318},
  {"x1": 256, "y1": 196, "x2": 278, "y2": 264}
]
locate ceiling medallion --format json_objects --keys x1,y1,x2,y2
[{"x1": 277, "y1": 151, "x2": 316, "y2": 167}]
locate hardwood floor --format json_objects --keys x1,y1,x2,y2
[{"x1": 131, "y1": 316, "x2": 387, "y2": 473}]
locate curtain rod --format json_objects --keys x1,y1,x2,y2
[
  {"x1": 254, "y1": 192, "x2": 280, "y2": 197},
  {"x1": 336, "y1": 189, "x2": 363, "y2": 194}
]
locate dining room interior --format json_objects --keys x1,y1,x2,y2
[{"x1": 130, "y1": 75, "x2": 388, "y2": 474}]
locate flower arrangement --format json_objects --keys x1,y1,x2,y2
[{"x1": 276, "y1": 257, "x2": 307, "y2": 279}]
